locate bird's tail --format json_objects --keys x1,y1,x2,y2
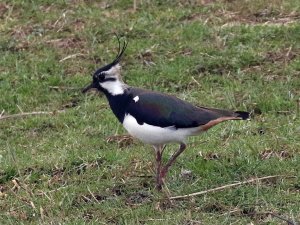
[
  {"x1": 200, "y1": 107, "x2": 250, "y2": 120},
  {"x1": 197, "y1": 108, "x2": 250, "y2": 132},
  {"x1": 234, "y1": 111, "x2": 250, "y2": 120}
]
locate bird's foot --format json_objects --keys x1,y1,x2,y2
[{"x1": 155, "y1": 167, "x2": 168, "y2": 191}]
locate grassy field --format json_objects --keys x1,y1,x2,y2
[{"x1": 1, "y1": 0, "x2": 300, "y2": 224}]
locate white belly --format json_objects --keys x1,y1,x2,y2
[{"x1": 122, "y1": 114, "x2": 200, "y2": 145}]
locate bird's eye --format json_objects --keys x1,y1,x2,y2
[{"x1": 98, "y1": 72, "x2": 105, "y2": 82}]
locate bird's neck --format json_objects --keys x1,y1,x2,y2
[
  {"x1": 104, "y1": 87, "x2": 132, "y2": 123},
  {"x1": 100, "y1": 79, "x2": 127, "y2": 96}
]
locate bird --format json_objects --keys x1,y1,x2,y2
[{"x1": 82, "y1": 37, "x2": 249, "y2": 190}]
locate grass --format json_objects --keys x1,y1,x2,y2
[{"x1": 0, "y1": 0, "x2": 300, "y2": 224}]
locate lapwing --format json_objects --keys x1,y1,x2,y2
[{"x1": 83, "y1": 38, "x2": 249, "y2": 190}]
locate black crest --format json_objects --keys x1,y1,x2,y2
[
  {"x1": 93, "y1": 35, "x2": 128, "y2": 76},
  {"x1": 82, "y1": 36, "x2": 128, "y2": 93}
]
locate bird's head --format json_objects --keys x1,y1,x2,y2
[{"x1": 82, "y1": 37, "x2": 128, "y2": 95}]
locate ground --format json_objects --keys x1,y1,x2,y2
[{"x1": 0, "y1": 0, "x2": 300, "y2": 224}]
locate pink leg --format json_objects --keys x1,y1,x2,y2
[
  {"x1": 160, "y1": 143, "x2": 187, "y2": 182},
  {"x1": 153, "y1": 145, "x2": 165, "y2": 190}
]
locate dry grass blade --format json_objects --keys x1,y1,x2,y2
[
  {"x1": 0, "y1": 110, "x2": 64, "y2": 120},
  {"x1": 59, "y1": 53, "x2": 85, "y2": 62},
  {"x1": 268, "y1": 212, "x2": 298, "y2": 225},
  {"x1": 49, "y1": 86, "x2": 81, "y2": 90},
  {"x1": 170, "y1": 175, "x2": 283, "y2": 200}
]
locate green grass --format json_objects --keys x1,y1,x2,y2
[{"x1": 1, "y1": 0, "x2": 300, "y2": 224}]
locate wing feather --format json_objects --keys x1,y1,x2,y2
[{"x1": 126, "y1": 90, "x2": 234, "y2": 128}]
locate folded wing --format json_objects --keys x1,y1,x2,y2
[{"x1": 126, "y1": 90, "x2": 248, "y2": 129}]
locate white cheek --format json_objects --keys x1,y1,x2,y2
[
  {"x1": 100, "y1": 80, "x2": 125, "y2": 95},
  {"x1": 105, "y1": 64, "x2": 121, "y2": 75}
]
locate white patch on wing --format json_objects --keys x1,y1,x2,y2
[
  {"x1": 133, "y1": 96, "x2": 139, "y2": 102},
  {"x1": 122, "y1": 114, "x2": 200, "y2": 145},
  {"x1": 100, "y1": 80, "x2": 125, "y2": 95}
]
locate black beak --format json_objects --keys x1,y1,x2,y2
[{"x1": 82, "y1": 83, "x2": 95, "y2": 93}]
